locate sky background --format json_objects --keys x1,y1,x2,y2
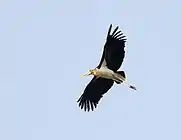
[{"x1": 0, "y1": 0, "x2": 181, "y2": 140}]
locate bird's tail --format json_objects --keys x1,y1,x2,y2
[{"x1": 114, "y1": 71, "x2": 126, "y2": 84}]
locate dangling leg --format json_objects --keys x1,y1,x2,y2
[{"x1": 113, "y1": 73, "x2": 137, "y2": 91}]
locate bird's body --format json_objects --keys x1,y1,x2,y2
[
  {"x1": 78, "y1": 24, "x2": 136, "y2": 112},
  {"x1": 90, "y1": 67, "x2": 114, "y2": 79},
  {"x1": 86, "y1": 67, "x2": 125, "y2": 83}
]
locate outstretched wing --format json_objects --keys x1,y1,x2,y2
[
  {"x1": 97, "y1": 24, "x2": 127, "y2": 72},
  {"x1": 77, "y1": 77, "x2": 114, "y2": 112}
]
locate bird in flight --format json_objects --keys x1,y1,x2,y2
[{"x1": 77, "y1": 24, "x2": 136, "y2": 112}]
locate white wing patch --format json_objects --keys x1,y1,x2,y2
[{"x1": 100, "y1": 59, "x2": 107, "y2": 68}]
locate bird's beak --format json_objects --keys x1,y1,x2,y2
[{"x1": 80, "y1": 70, "x2": 91, "y2": 79}]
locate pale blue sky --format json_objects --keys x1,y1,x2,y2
[{"x1": 0, "y1": 0, "x2": 181, "y2": 140}]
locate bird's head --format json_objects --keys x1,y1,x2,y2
[{"x1": 80, "y1": 68, "x2": 98, "y2": 79}]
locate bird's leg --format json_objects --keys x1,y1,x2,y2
[
  {"x1": 122, "y1": 82, "x2": 137, "y2": 91},
  {"x1": 113, "y1": 74, "x2": 137, "y2": 91},
  {"x1": 112, "y1": 73, "x2": 125, "y2": 83}
]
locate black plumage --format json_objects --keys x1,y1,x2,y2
[{"x1": 97, "y1": 24, "x2": 126, "y2": 71}]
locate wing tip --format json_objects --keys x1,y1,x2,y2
[
  {"x1": 107, "y1": 24, "x2": 127, "y2": 42},
  {"x1": 107, "y1": 24, "x2": 112, "y2": 36},
  {"x1": 77, "y1": 97, "x2": 98, "y2": 112}
]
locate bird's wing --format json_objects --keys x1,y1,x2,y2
[
  {"x1": 77, "y1": 77, "x2": 114, "y2": 112},
  {"x1": 97, "y1": 24, "x2": 127, "y2": 71}
]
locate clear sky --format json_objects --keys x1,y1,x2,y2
[{"x1": 0, "y1": 0, "x2": 181, "y2": 140}]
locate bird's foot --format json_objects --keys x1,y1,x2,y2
[{"x1": 129, "y1": 85, "x2": 137, "y2": 90}]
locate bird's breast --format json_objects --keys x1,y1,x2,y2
[{"x1": 96, "y1": 68, "x2": 114, "y2": 79}]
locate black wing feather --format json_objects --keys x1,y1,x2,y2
[
  {"x1": 97, "y1": 24, "x2": 127, "y2": 71},
  {"x1": 113, "y1": 31, "x2": 122, "y2": 38},
  {"x1": 77, "y1": 77, "x2": 114, "y2": 112}
]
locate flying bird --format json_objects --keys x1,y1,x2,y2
[{"x1": 77, "y1": 24, "x2": 136, "y2": 112}]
